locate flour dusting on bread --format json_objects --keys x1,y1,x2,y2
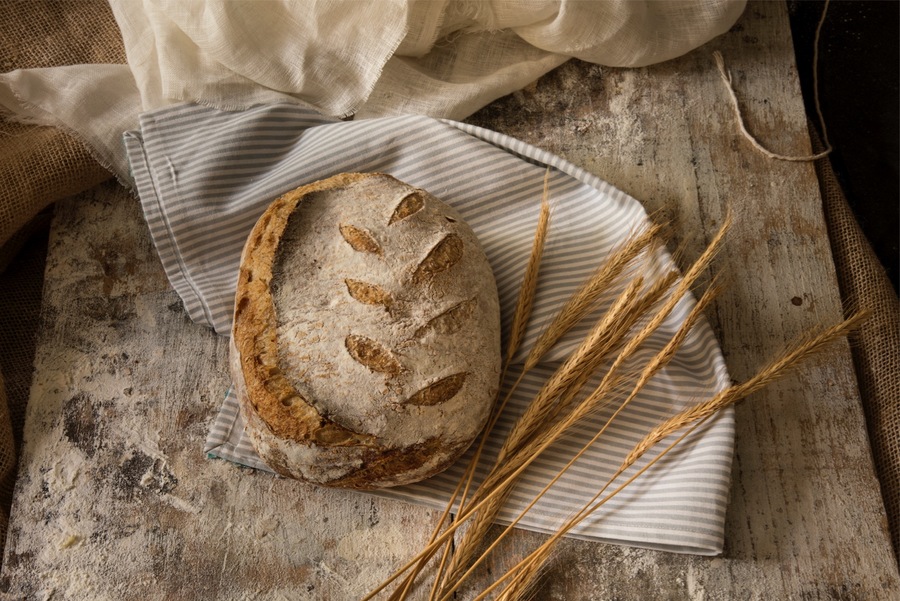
[{"x1": 230, "y1": 173, "x2": 501, "y2": 489}]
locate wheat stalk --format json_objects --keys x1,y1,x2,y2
[
  {"x1": 370, "y1": 214, "x2": 735, "y2": 601},
  {"x1": 475, "y1": 423, "x2": 701, "y2": 601},
  {"x1": 496, "y1": 276, "x2": 644, "y2": 462},
  {"x1": 497, "y1": 264, "x2": 681, "y2": 470},
  {"x1": 429, "y1": 218, "x2": 658, "y2": 594},
  {"x1": 435, "y1": 219, "x2": 732, "y2": 597},
  {"x1": 439, "y1": 280, "x2": 708, "y2": 596},
  {"x1": 524, "y1": 223, "x2": 662, "y2": 371},
  {"x1": 482, "y1": 311, "x2": 866, "y2": 601},
  {"x1": 506, "y1": 168, "x2": 552, "y2": 365},
  {"x1": 497, "y1": 263, "x2": 680, "y2": 470},
  {"x1": 440, "y1": 277, "x2": 646, "y2": 590},
  {"x1": 436, "y1": 281, "x2": 721, "y2": 600},
  {"x1": 495, "y1": 556, "x2": 545, "y2": 601},
  {"x1": 435, "y1": 271, "x2": 653, "y2": 593},
  {"x1": 625, "y1": 310, "x2": 868, "y2": 468}
]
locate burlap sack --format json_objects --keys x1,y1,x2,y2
[
  {"x1": 0, "y1": 366, "x2": 14, "y2": 553},
  {"x1": 0, "y1": 232, "x2": 44, "y2": 551},
  {"x1": 0, "y1": 0, "x2": 126, "y2": 559},
  {"x1": 810, "y1": 124, "x2": 900, "y2": 561},
  {"x1": 0, "y1": 0, "x2": 125, "y2": 262}
]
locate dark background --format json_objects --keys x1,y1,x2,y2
[{"x1": 788, "y1": 0, "x2": 899, "y2": 292}]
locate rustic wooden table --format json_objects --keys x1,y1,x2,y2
[{"x1": 2, "y1": 2, "x2": 898, "y2": 599}]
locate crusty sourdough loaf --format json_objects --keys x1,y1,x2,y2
[{"x1": 230, "y1": 172, "x2": 502, "y2": 489}]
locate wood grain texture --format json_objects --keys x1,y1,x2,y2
[
  {"x1": 457, "y1": 2, "x2": 900, "y2": 599},
  {"x1": 0, "y1": 184, "x2": 442, "y2": 600},
  {"x1": 1, "y1": 2, "x2": 897, "y2": 600}
]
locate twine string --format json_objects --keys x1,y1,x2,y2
[{"x1": 715, "y1": 0, "x2": 832, "y2": 162}]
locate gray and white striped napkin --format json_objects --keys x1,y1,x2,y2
[{"x1": 124, "y1": 103, "x2": 734, "y2": 555}]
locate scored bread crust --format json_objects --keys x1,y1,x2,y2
[{"x1": 230, "y1": 173, "x2": 501, "y2": 489}]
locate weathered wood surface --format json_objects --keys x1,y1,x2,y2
[
  {"x1": 0, "y1": 184, "x2": 446, "y2": 600},
  {"x1": 461, "y1": 2, "x2": 900, "y2": 599},
  {"x1": 2, "y1": 1, "x2": 898, "y2": 599}
]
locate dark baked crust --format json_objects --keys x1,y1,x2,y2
[{"x1": 232, "y1": 172, "x2": 375, "y2": 446}]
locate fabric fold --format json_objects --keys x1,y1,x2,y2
[
  {"x1": 0, "y1": 65, "x2": 141, "y2": 181},
  {"x1": 1, "y1": 0, "x2": 746, "y2": 183}
]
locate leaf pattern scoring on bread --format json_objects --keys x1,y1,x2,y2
[
  {"x1": 414, "y1": 234, "x2": 464, "y2": 281},
  {"x1": 339, "y1": 187, "x2": 473, "y2": 408},
  {"x1": 339, "y1": 223, "x2": 382, "y2": 254},
  {"x1": 345, "y1": 334, "x2": 402, "y2": 375},
  {"x1": 405, "y1": 372, "x2": 468, "y2": 406},
  {"x1": 388, "y1": 191, "x2": 425, "y2": 224},
  {"x1": 345, "y1": 279, "x2": 392, "y2": 309},
  {"x1": 413, "y1": 298, "x2": 476, "y2": 339}
]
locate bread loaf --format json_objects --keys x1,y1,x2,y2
[{"x1": 230, "y1": 173, "x2": 502, "y2": 489}]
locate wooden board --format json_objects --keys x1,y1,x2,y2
[
  {"x1": 460, "y1": 2, "x2": 900, "y2": 598},
  {"x1": 2, "y1": 1, "x2": 898, "y2": 599},
  {"x1": 0, "y1": 184, "x2": 446, "y2": 600}
]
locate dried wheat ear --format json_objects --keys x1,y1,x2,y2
[{"x1": 367, "y1": 182, "x2": 864, "y2": 601}]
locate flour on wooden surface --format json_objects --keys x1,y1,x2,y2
[{"x1": 2, "y1": 186, "x2": 445, "y2": 600}]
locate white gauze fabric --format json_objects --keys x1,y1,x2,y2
[
  {"x1": 113, "y1": 0, "x2": 746, "y2": 119},
  {"x1": 0, "y1": 0, "x2": 745, "y2": 182}
]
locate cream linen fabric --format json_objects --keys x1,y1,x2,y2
[
  {"x1": 0, "y1": 65, "x2": 141, "y2": 180},
  {"x1": 0, "y1": 0, "x2": 745, "y2": 182}
]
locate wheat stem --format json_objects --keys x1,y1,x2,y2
[
  {"x1": 427, "y1": 528, "x2": 455, "y2": 601},
  {"x1": 367, "y1": 214, "x2": 733, "y2": 601},
  {"x1": 439, "y1": 221, "x2": 730, "y2": 594},
  {"x1": 524, "y1": 223, "x2": 662, "y2": 371},
  {"x1": 442, "y1": 269, "x2": 667, "y2": 586},
  {"x1": 441, "y1": 278, "x2": 644, "y2": 588},
  {"x1": 438, "y1": 283, "x2": 719, "y2": 600},
  {"x1": 487, "y1": 311, "x2": 866, "y2": 600},
  {"x1": 506, "y1": 168, "x2": 552, "y2": 365}
]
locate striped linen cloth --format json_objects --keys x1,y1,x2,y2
[{"x1": 124, "y1": 103, "x2": 734, "y2": 555}]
